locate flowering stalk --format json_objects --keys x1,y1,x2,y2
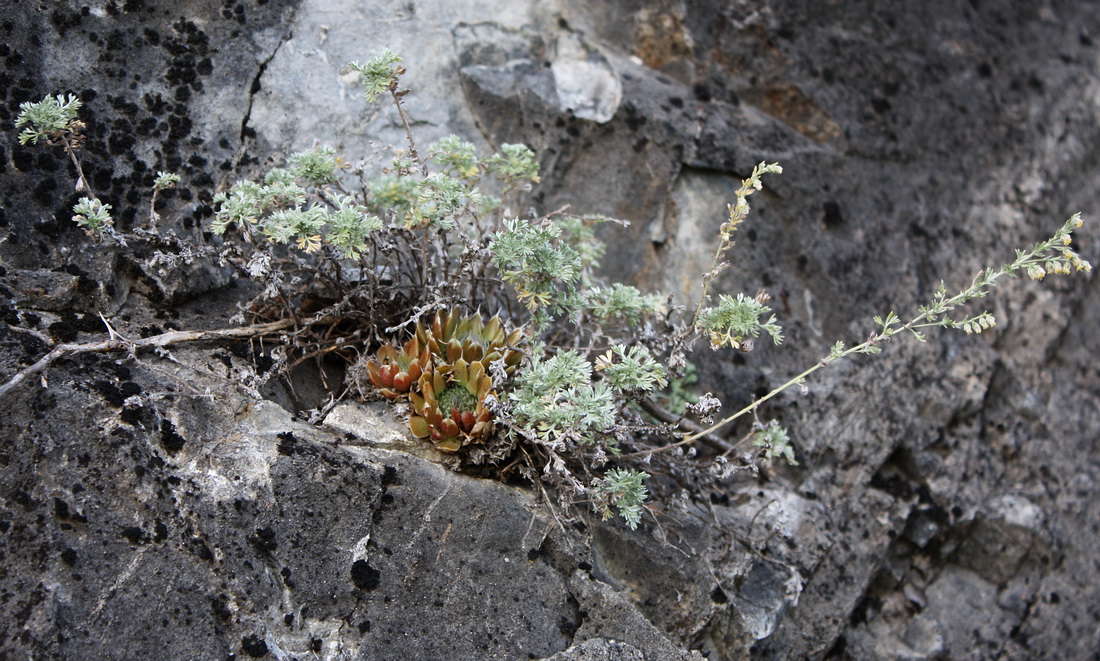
[
  {"x1": 668, "y1": 213, "x2": 1091, "y2": 449},
  {"x1": 149, "y1": 171, "x2": 181, "y2": 227},
  {"x1": 690, "y1": 162, "x2": 782, "y2": 328}
]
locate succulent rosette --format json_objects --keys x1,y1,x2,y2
[
  {"x1": 408, "y1": 358, "x2": 495, "y2": 452},
  {"x1": 363, "y1": 335, "x2": 429, "y2": 399},
  {"x1": 367, "y1": 308, "x2": 524, "y2": 453},
  {"x1": 415, "y1": 308, "x2": 524, "y2": 371}
]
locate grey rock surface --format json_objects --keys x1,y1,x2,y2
[{"x1": 3, "y1": 1, "x2": 1100, "y2": 660}]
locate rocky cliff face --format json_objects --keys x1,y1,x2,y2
[{"x1": 2, "y1": 1, "x2": 1099, "y2": 659}]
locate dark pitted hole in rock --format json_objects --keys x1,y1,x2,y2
[
  {"x1": 711, "y1": 585, "x2": 729, "y2": 603},
  {"x1": 227, "y1": 340, "x2": 275, "y2": 372},
  {"x1": 94, "y1": 381, "x2": 133, "y2": 407},
  {"x1": 871, "y1": 446, "x2": 922, "y2": 499},
  {"x1": 211, "y1": 594, "x2": 232, "y2": 622},
  {"x1": 121, "y1": 526, "x2": 147, "y2": 545},
  {"x1": 825, "y1": 636, "x2": 849, "y2": 658},
  {"x1": 192, "y1": 538, "x2": 214, "y2": 562},
  {"x1": 276, "y1": 431, "x2": 299, "y2": 456},
  {"x1": 822, "y1": 200, "x2": 844, "y2": 228},
  {"x1": 160, "y1": 419, "x2": 186, "y2": 454},
  {"x1": 60, "y1": 547, "x2": 77, "y2": 566},
  {"x1": 240, "y1": 634, "x2": 268, "y2": 657},
  {"x1": 120, "y1": 403, "x2": 147, "y2": 427},
  {"x1": 351, "y1": 559, "x2": 381, "y2": 591},
  {"x1": 558, "y1": 615, "x2": 580, "y2": 639},
  {"x1": 53, "y1": 498, "x2": 71, "y2": 520},
  {"x1": 249, "y1": 527, "x2": 277, "y2": 554},
  {"x1": 849, "y1": 595, "x2": 879, "y2": 626},
  {"x1": 48, "y1": 310, "x2": 104, "y2": 342},
  {"x1": 54, "y1": 498, "x2": 87, "y2": 523}
]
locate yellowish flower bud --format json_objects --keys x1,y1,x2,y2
[{"x1": 594, "y1": 351, "x2": 614, "y2": 371}]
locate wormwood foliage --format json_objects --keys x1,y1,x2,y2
[
  {"x1": 697, "y1": 292, "x2": 783, "y2": 352},
  {"x1": 71, "y1": 197, "x2": 113, "y2": 236},
  {"x1": 15, "y1": 95, "x2": 119, "y2": 242},
  {"x1": 508, "y1": 350, "x2": 617, "y2": 448},
  {"x1": 584, "y1": 283, "x2": 664, "y2": 324},
  {"x1": 15, "y1": 93, "x2": 83, "y2": 145},
  {"x1": 592, "y1": 468, "x2": 649, "y2": 529},
  {"x1": 595, "y1": 345, "x2": 667, "y2": 393},
  {"x1": 346, "y1": 49, "x2": 403, "y2": 102},
  {"x1": 153, "y1": 171, "x2": 181, "y2": 191},
  {"x1": 490, "y1": 218, "x2": 582, "y2": 315},
  {"x1": 11, "y1": 50, "x2": 1092, "y2": 531}
]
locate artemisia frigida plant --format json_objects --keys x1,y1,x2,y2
[{"x1": 11, "y1": 50, "x2": 1092, "y2": 530}]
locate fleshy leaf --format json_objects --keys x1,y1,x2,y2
[{"x1": 409, "y1": 416, "x2": 431, "y2": 438}]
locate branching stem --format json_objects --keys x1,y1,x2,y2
[
  {"x1": 657, "y1": 213, "x2": 1090, "y2": 454},
  {"x1": 0, "y1": 318, "x2": 300, "y2": 400}
]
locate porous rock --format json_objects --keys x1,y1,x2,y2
[{"x1": 2, "y1": 1, "x2": 1100, "y2": 659}]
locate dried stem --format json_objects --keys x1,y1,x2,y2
[{"x1": 0, "y1": 318, "x2": 300, "y2": 400}]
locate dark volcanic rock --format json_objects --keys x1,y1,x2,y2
[{"x1": 1, "y1": 1, "x2": 1099, "y2": 660}]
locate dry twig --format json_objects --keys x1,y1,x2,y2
[{"x1": 0, "y1": 318, "x2": 298, "y2": 400}]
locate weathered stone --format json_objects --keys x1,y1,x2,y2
[
  {"x1": 560, "y1": 571, "x2": 707, "y2": 661},
  {"x1": 121, "y1": 250, "x2": 236, "y2": 305},
  {"x1": 324, "y1": 400, "x2": 440, "y2": 458},
  {"x1": 542, "y1": 637, "x2": 647, "y2": 661},
  {"x1": 1, "y1": 268, "x2": 81, "y2": 311},
  {"x1": 0, "y1": 345, "x2": 580, "y2": 659},
  {"x1": 3, "y1": 0, "x2": 1100, "y2": 659},
  {"x1": 952, "y1": 495, "x2": 1050, "y2": 585}
]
